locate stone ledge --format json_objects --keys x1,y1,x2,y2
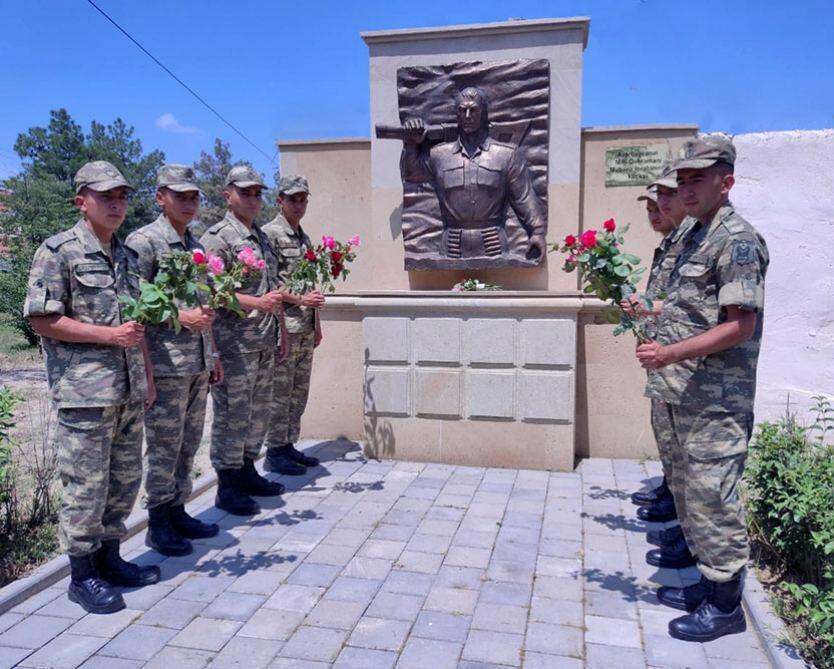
[{"x1": 361, "y1": 17, "x2": 590, "y2": 48}]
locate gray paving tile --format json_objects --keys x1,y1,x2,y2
[
  {"x1": 424, "y1": 586, "x2": 479, "y2": 615},
  {"x1": 405, "y1": 532, "x2": 453, "y2": 555},
  {"x1": 303, "y1": 599, "x2": 366, "y2": 630},
  {"x1": 67, "y1": 608, "x2": 142, "y2": 637},
  {"x1": 523, "y1": 652, "x2": 584, "y2": 669},
  {"x1": 395, "y1": 637, "x2": 462, "y2": 669},
  {"x1": 139, "y1": 597, "x2": 206, "y2": 629},
  {"x1": 18, "y1": 632, "x2": 106, "y2": 669},
  {"x1": 169, "y1": 617, "x2": 242, "y2": 652},
  {"x1": 0, "y1": 614, "x2": 73, "y2": 650},
  {"x1": 202, "y1": 591, "x2": 266, "y2": 622},
  {"x1": 0, "y1": 646, "x2": 33, "y2": 669},
  {"x1": 263, "y1": 584, "x2": 325, "y2": 614},
  {"x1": 99, "y1": 624, "x2": 178, "y2": 661},
  {"x1": 268, "y1": 657, "x2": 330, "y2": 669},
  {"x1": 238, "y1": 608, "x2": 306, "y2": 640},
  {"x1": 207, "y1": 636, "x2": 281, "y2": 668},
  {"x1": 471, "y1": 602, "x2": 527, "y2": 635},
  {"x1": 366, "y1": 591, "x2": 424, "y2": 622},
  {"x1": 0, "y1": 612, "x2": 25, "y2": 634},
  {"x1": 333, "y1": 646, "x2": 397, "y2": 669},
  {"x1": 77, "y1": 657, "x2": 144, "y2": 669},
  {"x1": 324, "y1": 576, "x2": 381, "y2": 606},
  {"x1": 342, "y1": 556, "x2": 393, "y2": 581},
  {"x1": 142, "y1": 646, "x2": 215, "y2": 669},
  {"x1": 586, "y1": 642, "x2": 648, "y2": 669},
  {"x1": 444, "y1": 545, "x2": 491, "y2": 569},
  {"x1": 348, "y1": 617, "x2": 410, "y2": 651},
  {"x1": 479, "y1": 581, "x2": 531, "y2": 607},
  {"x1": 284, "y1": 562, "x2": 341, "y2": 588},
  {"x1": 33, "y1": 594, "x2": 88, "y2": 621},
  {"x1": 585, "y1": 614, "x2": 642, "y2": 648},
  {"x1": 381, "y1": 570, "x2": 434, "y2": 596},
  {"x1": 279, "y1": 625, "x2": 349, "y2": 663},
  {"x1": 525, "y1": 622, "x2": 583, "y2": 658},
  {"x1": 462, "y1": 629, "x2": 523, "y2": 667},
  {"x1": 411, "y1": 610, "x2": 471, "y2": 643},
  {"x1": 643, "y1": 633, "x2": 710, "y2": 669},
  {"x1": 8, "y1": 588, "x2": 63, "y2": 614},
  {"x1": 433, "y1": 566, "x2": 485, "y2": 591}
]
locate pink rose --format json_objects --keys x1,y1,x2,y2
[
  {"x1": 207, "y1": 255, "x2": 225, "y2": 275},
  {"x1": 322, "y1": 235, "x2": 336, "y2": 250},
  {"x1": 564, "y1": 234, "x2": 577, "y2": 247},
  {"x1": 603, "y1": 218, "x2": 616, "y2": 233},
  {"x1": 579, "y1": 229, "x2": 598, "y2": 248},
  {"x1": 348, "y1": 235, "x2": 361, "y2": 247},
  {"x1": 192, "y1": 250, "x2": 207, "y2": 264},
  {"x1": 255, "y1": 258, "x2": 265, "y2": 270}
]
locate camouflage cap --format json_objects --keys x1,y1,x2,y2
[
  {"x1": 649, "y1": 159, "x2": 678, "y2": 190},
  {"x1": 74, "y1": 160, "x2": 134, "y2": 194},
  {"x1": 637, "y1": 185, "x2": 658, "y2": 203},
  {"x1": 278, "y1": 175, "x2": 311, "y2": 196},
  {"x1": 225, "y1": 165, "x2": 266, "y2": 188},
  {"x1": 157, "y1": 164, "x2": 202, "y2": 193},
  {"x1": 674, "y1": 133, "x2": 736, "y2": 170}
]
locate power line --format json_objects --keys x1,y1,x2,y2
[{"x1": 85, "y1": 0, "x2": 275, "y2": 165}]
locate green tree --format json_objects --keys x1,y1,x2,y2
[
  {"x1": 0, "y1": 109, "x2": 164, "y2": 344},
  {"x1": 190, "y1": 138, "x2": 277, "y2": 238}
]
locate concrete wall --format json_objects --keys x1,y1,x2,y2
[{"x1": 731, "y1": 130, "x2": 834, "y2": 424}]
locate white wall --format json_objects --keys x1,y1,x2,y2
[{"x1": 733, "y1": 129, "x2": 834, "y2": 425}]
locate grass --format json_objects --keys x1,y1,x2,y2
[{"x1": 0, "y1": 319, "x2": 39, "y2": 369}]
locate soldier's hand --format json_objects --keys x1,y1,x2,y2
[
  {"x1": 110, "y1": 321, "x2": 145, "y2": 348},
  {"x1": 403, "y1": 118, "x2": 426, "y2": 145},
  {"x1": 180, "y1": 306, "x2": 215, "y2": 331},
  {"x1": 526, "y1": 234, "x2": 546, "y2": 260},
  {"x1": 636, "y1": 340, "x2": 670, "y2": 369},
  {"x1": 300, "y1": 291, "x2": 326, "y2": 308},
  {"x1": 259, "y1": 291, "x2": 284, "y2": 314},
  {"x1": 620, "y1": 297, "x2": 643, "y2": 318}
]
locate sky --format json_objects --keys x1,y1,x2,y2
[{"x1": 2, "y1": 0, "x2": 832, "y2": 184}]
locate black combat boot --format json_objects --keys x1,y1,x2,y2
[
  {"x1": 145, "y1": 502, "x2": 193, "y2": 556},
  {"x1": 631, "y1": 477, "x2": 671, "y2": 506},
  {"x1": 647, "y1": 523, "x2": 684, "y2": 547},
  {"x1": 646, "y1": 532, "x2": 697, "y2": 569},
  {"x1": 215, "y1": 467, "x2": 261, "y2": 516},
  {"x1": 169, "y1": 503, "x2": 220, "y2": 539},
  {"x1": 239, "y1": 457, "x2": 286, "y2": 496},
  {"x1": 67, "y1": 554, "x2": 125, "y2": 614},
  {"x1": 93, "y1": 539, "x2": 161, "y2": 587},
  {"x1": 284, "y1": 443, "x2": 320, "y2": 468},
  {"x1": 636, "y1": 494, "x2": 677, "y2": 522},
  {"x1": 657, "y1": 574, "x2": 712, "y2": 612},
  {"x1": 265, "y1": 446, "x2": 306, "y2": 475},
  {"x1": 668, "y1": 574, "x2": 746, "y2": 642}
]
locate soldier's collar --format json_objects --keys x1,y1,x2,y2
[
  {"x1": 74, "y1": 219, "x2": 115, "y2": 256},
  {"x1": 452, "y1": 135, "x2": 492, "y2": 157},
  {"x1": 224, "y1": 211, "x2": 258, "y2": 238},
  {"x1": 155, "y1": 214, "x2": 189, "y2": 246}
]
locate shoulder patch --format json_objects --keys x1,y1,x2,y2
[
  {"x1": 731, "y1": 239, "x2": 754, "y2": 265},
  {"x1": 44, "y1": 229, "x2": 76, "y2": 251}
]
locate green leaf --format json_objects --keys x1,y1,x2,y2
[{"x1": 614, "y1": 265, "x2": 630, "y2": 277}]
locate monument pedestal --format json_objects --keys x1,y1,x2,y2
[{"x1": 360, "y1": 293, "x2": 579, "y2": 470}]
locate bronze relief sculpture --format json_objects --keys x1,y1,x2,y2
[{"x1": 376, "y1": 59, "x2": 550, "y2": 270}]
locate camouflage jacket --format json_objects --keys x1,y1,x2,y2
[
  {"x1": 125, "y1": 215, "x2": 214, "y2": 377},
  {"x1": 262, "y1": 213, "x2": 314, "y2": 334},
  {"x1": 23, "y1": 219, "x2": 148, "y2": 408},
  {"x1": 199, "y1": 211, "x2": 280, "y2": 355},
  {"x1": 645, "y1": 218, "x2": 696, "y2": 301},
  {"x1": 645, "y1": 203, "x2": 769, "y2": 412}
]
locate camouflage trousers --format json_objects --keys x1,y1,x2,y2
[
  {"x1": 264, "y1": 330, "x2": 315, "y2": 448},
  {"x1": 665, "y1": 402, "x2": 752, "y2": 582},
  {"x1": 210, "y1": 348, "x2": 275, "y2": 470},
  {"x1": 652, "y1": 399, "x2": 692, "y2": 543},
  {"x1": 56, "y1": 401, "x2": 144, "y2": 556},
  {"x1": 142, "y1": 371, "x2": 209, "y2": 509}
]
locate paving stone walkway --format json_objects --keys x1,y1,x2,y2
[{"x1": 0, "y1": 440, "x2": 772, "y2": 668}]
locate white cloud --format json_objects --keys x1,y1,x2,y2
[{"x1": 155, "y1": 113, "x2": 200, "y2": 134}]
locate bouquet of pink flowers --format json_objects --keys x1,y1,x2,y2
[
  {"x1": 553, "y1": 218, "x2": 650, "y2": 341},
  {"x1": 287, "y1": 234, "x2": 360, "y2": 294},
  {"x1": 192, "y1": 247, "x2": 266, "y2": 318}
]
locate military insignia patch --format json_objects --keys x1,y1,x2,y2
[{"x1": 731, "y1": 240, "x2": 754, "y2": 264}]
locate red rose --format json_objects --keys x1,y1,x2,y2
[
  {"x1": 564, "y1": 234, "x2": 577, "y2": 246},
  {"x1": 192, "y1": 250, "x2": 207, "y2": 264},
  {"x1": 304, "y1": 249, "x2": 317, "y2": 262},
  {"x1": 603, "y1": 218, "x2": 616, "y2": 232},
  {"x1": 331, "y1": 262, "x2": 344, "y2": 278},
  {"x1": 330, "y1": 251, "x2": 343, "y2": 263},
  {"x1": 579, "y1": 229, "x2": 598, "y2": 248}
]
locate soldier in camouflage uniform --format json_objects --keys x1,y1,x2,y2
[
  {"x1": 24, "y1": 161, "x2": 160, "y2": 614},
  {"x1": 126, "y1": 165, "x2": 222, "y2": 556},
  {"x1": 262, "y1": 176, "x2": 324, "y2": 475},
  {"x1": 636, "y1": 135, "x2": 769, "y2": 642},
  {"x1": 200, "y1": 166, "x2": 288, "y2": 515}
]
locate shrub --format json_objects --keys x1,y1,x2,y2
[{"x1": 745, "y1": 398, "x2": 834, "y2": 668}]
